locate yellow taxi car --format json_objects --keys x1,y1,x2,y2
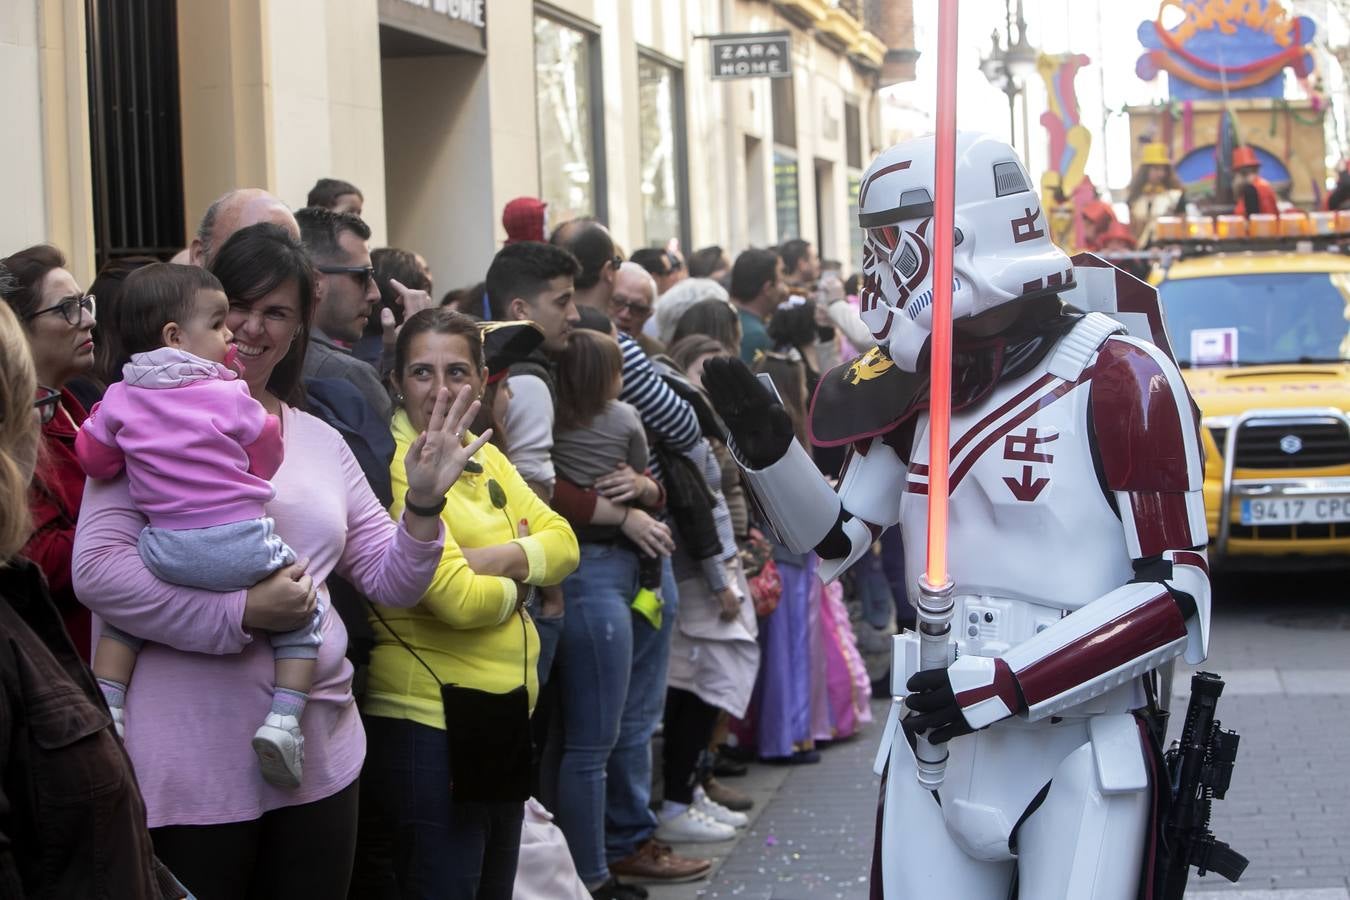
[{"x1": 1155, "y1": 250, "x2": 1350, "y2": 567}]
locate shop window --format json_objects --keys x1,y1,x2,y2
[
  {"x1": 772, "y1": 74, "x2": 796, "y2": 149},
  {"x1": 847, "y1": 170, "x2": 864, "y2": 274},
  {"x1": 637, "y1": 52, "x2": 689, "y2": 248},
  {"x1": 845, "y1": 101, "x2": 862, "y2": 170},
  {"x1": 85, "y1": 0, "x2": 185, "y2": 268},
  {"x1": 774, "y1": 150, "x2": 800, "y2": 240},
  {"x1": 535, "y1": 10, "x2": 606, "y2": 224}
]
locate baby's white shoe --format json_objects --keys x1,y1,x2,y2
[{"x1": 252, "y1": 713, "x2": 304, "y2": 788}]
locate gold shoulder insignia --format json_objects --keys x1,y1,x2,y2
[{"x1": 846, "y1": 347, "x2": 895, "y2": 385}]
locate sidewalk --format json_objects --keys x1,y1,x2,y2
[{"x1": 647, "y1": 699, "x2": 886, "y2": 900}]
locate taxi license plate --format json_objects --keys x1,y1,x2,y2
[{"x1": 1240, "y1": 496, "x2": 1350, "y2": 525}]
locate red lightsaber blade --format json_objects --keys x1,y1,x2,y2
[{"x1": 913, "y1": 0, "x2": 960, "y2": 792}]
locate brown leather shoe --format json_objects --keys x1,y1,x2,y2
[
  {"x1": 609, "y1": 839, "x2": 711, "y2": 883},
  {"x1": 702, "y1": 776, "x2": 753, "y2": 812}
]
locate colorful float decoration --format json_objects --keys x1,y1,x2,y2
[
  {"x1": 1135, "y1": 0, "x2": 1315, "y2": 101},
  {"x1": 1037, "y1": 53, "x2": 1095, "y2": 252},
  {"x1": 1128, "y1": 0, "x2": 1326, "y2": 208}
]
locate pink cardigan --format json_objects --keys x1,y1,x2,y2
[{"x1": 73, "y1": 406, "x2": 442, "y2": 828}]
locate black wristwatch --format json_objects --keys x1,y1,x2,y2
[{"x1": 404, "y1": 492, "x2": 447, "y2": 517}]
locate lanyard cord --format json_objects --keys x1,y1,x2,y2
[
  {"x1": 369, "y1": 485, "x2": 530, "y2": 689},
  {"x1": 368, "y1": 599, "x2": 527, "y2": 690}
]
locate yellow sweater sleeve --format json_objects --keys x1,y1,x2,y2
[
  {"x1": 389, "y1": 451, "x2": 518, "y2": 630},
  {"x1": 489, "y1": 450, "x2": 580, "y2": 587}
]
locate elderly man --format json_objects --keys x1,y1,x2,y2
[
  {"x1": 609, "y1": 262, "x2": 658, "y2": 341},
  {"x1": 189, "y1": 188, "x2": 299, "y2": 267}
]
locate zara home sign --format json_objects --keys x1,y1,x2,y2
[{"x1": 709, "y1": 32, "x2": 792, "y2": 81}]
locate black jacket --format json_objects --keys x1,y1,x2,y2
[{"x1": 0, "y1": 559, "x2": 185, "y2": 899}]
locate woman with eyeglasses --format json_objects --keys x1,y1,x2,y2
[
  {"x1": 0, "y1": 245, "x2": 99, "y2": 661},
  {"x1": 0, "y1": 296, "x2": 192, "y2": 899}
]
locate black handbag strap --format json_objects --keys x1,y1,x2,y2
[{"x1": 367, "y1": 600, "x2": 528, "y2": 688}]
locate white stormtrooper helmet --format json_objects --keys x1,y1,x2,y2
[{"x1": 856, "y1": 131, "x2": 1073, "y2": 372}]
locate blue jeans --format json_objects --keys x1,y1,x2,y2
[
  {"x1": 363, "y1": 715, "x2": 524, "y2": 900},
  {"x1": 605, "y1": 555, "x2": 679, "y2": 862},
  {"x1": 555, "y1": 543, "x2": 639, "y2": 886},
  {"x1": 534, "y1": 611, "x2": 565, "y2": 688},
  {"x1": 879, "y1": 527, "x2": 914, "y2": 627},
  {"x1": 853, "y1": 545, "x2": 898, "y2": 630}
]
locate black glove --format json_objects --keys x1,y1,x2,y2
[
  {"x1": 701, "y1": 357, "x2": 795, "y2": 470},
  {"x1": 902, "y1": 668, "x2": 976, "y2": 745}
]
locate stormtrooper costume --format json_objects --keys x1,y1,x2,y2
[{"x1": 703, "y1": 132, "x2": 1209, "y2": 898}]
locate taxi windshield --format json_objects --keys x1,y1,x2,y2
[{"x1": 1158, "y1": 271, "x2": 1350, "y2": 367}]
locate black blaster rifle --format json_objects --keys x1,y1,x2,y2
[{"x1": 1156, "y1": 671, "x2": 1248, "y2": 899}]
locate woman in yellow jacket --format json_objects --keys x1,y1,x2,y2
[{"x1": 363, "y1": 309, "x2": 579, "y2": 900}]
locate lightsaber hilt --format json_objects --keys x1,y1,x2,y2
[{"x1": 913, "y1": 577, "x2": 954, "y2": 790}]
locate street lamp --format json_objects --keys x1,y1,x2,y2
[{"x1": 979, "y1": 0, "x2": 1037, "y2": 153}]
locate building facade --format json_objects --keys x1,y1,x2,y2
[{"x1": 2, "y1": 0, "x2": 913, "y2": 290}]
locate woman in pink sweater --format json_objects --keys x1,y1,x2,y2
[
  {"x1": 73, "y1": 224, "x2": 484, "y2": 899},
  {"x1": 78, "y1": 263, "x2": 318, "y2": 789}
]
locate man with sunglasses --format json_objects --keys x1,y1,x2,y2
[{"x1": 296, "y1": 206, "x2": 391, "y2": 421}]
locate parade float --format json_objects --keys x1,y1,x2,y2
[{"x1": 1130, "y1": 0, "x2": 1327, "y2": 209}]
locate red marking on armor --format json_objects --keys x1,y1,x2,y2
[
  {"x1": 1003, "y1": 466, "x2": 1050, "y2": 502},
  {"x1": 910, "y1": 462, "x2": 929, "y2": 475},
  {"x1": 1130, "y1": 492, "x2": 1195, "y2": 559},
  {"x1": 1011, "y1": 206, "x2": 1046, "y2": 243},
  {"x1": 1173, "y1": 549, "x2": 1208, "y2": 575},
  {"x1": 1004, "y1": 427, "x2": 1058, "y2": 463},
  {"x1": 1016, "y1": 591, "x2": 1188, "y2": 707},
  {"x1": 907, "y1": 481, "x2": 928, "y2": 495},
  {"x1": 1091, "y1": 340, "x2": 1190, "y2": 491},
  {"x1": 872, "y1": 310, "x2": 894, "y2": 341},
  {"x1": 1022, "y1": 278, "x2": 1043, "y2": 294},
  {"x1": 948, "y1": 380, "x2": 1081, "y2": 493},
  {"x1": 917, "y1": 217, "x2": 931, "y2": 238},
  {"x1": 1047, "y1": 272, "x2": 1063, "y2": 288},
  {"x1": 949, "y1": 374, "x2": 1057, "y2": 461},
  {"x1": 854, "y1": 437, "x2": 874, "y2": 456},
  {"x1": 858, "y1": 159, "x2": 913, "y2": 207},
  {"x1": 954, "y1": 658, "x2": 1022, "y2": 713}
]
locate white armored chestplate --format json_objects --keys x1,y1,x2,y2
[{"x1": 899, "y1": 340, "x2": 1134, "y2": 657}]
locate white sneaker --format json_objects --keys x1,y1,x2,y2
[
  {"x1": 654, "y1": 807, "x2": 736, "y2": 843},
  {"x1": 252, "y1": 713, "x2": 304, "y2": 788},
  {"x1": 109, "y1": 705, "x2": 125, "y2": 739},
  {"x1": 693, "y1": 786, "x2": 749, "y2": 828}
]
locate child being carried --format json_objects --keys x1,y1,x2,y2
[{"x1": 551, "y1": 328, "x2": 664, "y2": 610}]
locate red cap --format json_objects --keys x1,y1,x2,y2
[
  {"x1": 1081, "y1": 200, "x2": 1117, "y2": 229},
  {"x1": 503, "y1": 197, "x2": 547, "y2": 245},
  {"x1": 1101, "y1": 220, "x2": 1137, "y2": 249},
  {"x1": 1232, "y1": 146, "x2": 1260, "y2": 171}
]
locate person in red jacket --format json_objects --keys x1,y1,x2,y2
[
  {"x1": 0, "y1": 245, "x2": 97, "y2": 660},
  {"x1": 1232, "y1": 145, "x2": 1279, "y2": 216}
]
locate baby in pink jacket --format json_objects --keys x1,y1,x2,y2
[{"x1": 77, "y1": 264, "x2": 317, "y2": 789}]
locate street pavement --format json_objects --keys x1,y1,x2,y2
[{"x1": 646, "y1": 570, "x2": 1350, "y2": 899}]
